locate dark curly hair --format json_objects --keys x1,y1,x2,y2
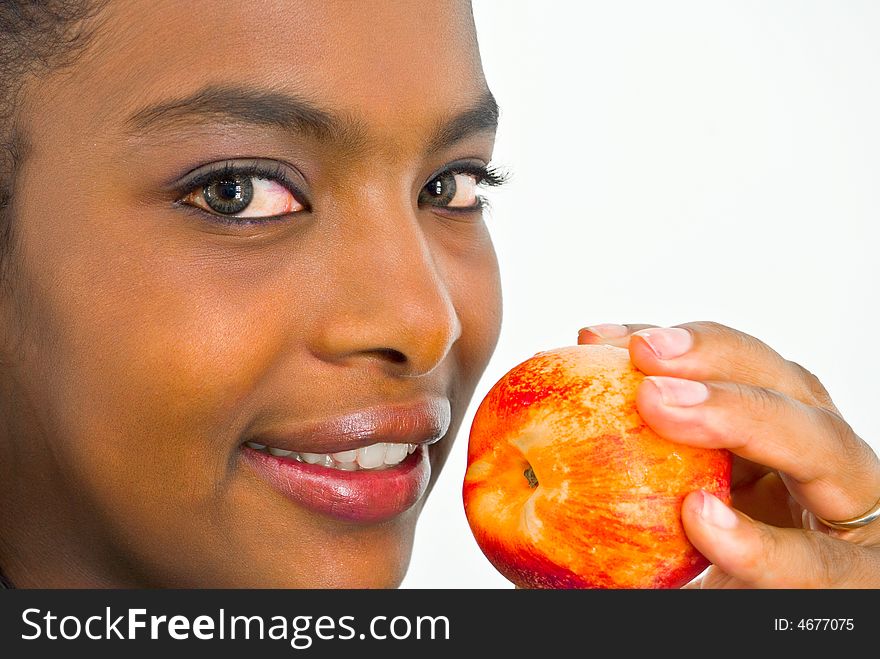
[{"x1": 0, "y1": 0, "x2": 105, "y2": 281}]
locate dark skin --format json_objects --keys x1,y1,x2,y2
[
  {"x1": 1, "y1": 0, "x2": 877, "y2": 589},
  {"x1": 0, "y1": 0, "x2": 501, "y2": 587}
]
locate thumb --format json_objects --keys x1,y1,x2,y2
[{"x1": 681, "y1": 490, "x2": 880, "y2": 588}]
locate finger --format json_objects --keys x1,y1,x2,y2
[
  {"x1": 637, "y1": 376, "x2": 880, "y2": 524},
  {"x1": 682, "y1": 490, "x2": 880, "y2": 588},
  {"x1": 627, "y1": 321, "x2": 839, "y2": 413},
  {"x1": 577, "y1": 323, "x2": 657, "y2": 348},
  {"x1": 731, "y1": 458, "x2": 770, "y2": 490}
]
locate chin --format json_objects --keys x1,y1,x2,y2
[{"x1": 196, "y1": 506, "x2": 421, "y2": 589}]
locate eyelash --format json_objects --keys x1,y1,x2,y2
[
  {"x1": 435, "y1": 162, "x2": 508, "y2": 214},
  {"x1": 175, "y1": 160, "x2": 508, "y2": 225},
  {"x1": 175, "y1": 160, "x2": 307, "y2": 225}
]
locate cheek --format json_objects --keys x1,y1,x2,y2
[
  {"x1": 445, "y1": 229, "x2": 503, "y2": 377},
  {"x1": 12, "y1": 228, "x2": 291, "y2": 513},
  {"x1": 425, "y1": 229, "x2": 502, "y2": 487}
]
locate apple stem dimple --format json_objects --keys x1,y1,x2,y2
[{"x1": 523, "y1": 466, "x2": 538, "y2": 488}]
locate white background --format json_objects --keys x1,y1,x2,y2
[{"x1": 401, "y1": 0, "x2": 880, "y2": 588}]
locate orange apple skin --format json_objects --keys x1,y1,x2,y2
[{"x1": 463, "y1": 344, "x2": 732, "y2": 589}]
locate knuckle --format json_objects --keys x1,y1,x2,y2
[
  {"x1": 759, "y1": 528, "x2": 839, "y2": 588},
  {"x1": 823, "y1": 409, "x2": 857, "y2": 454},
  {"x1": 813, "y1": 406, "x2": 873, "y2": 478},
  {"x1": 802, "y1": 532, "x2": 846, "y2": 587},
  {"x1": 682, "y1": 320, "x2": 730, "y2": 339},
  {"x1": 739, "y1": 382, "x2": 783, "y2": 418},
  {"x1": 750, "y1": 524, "x2": 789, "y2": 586},
  {"x1": 709, "y1": 382, "x2": 782, "y2": 452},
  {"x1": 786, "y1": 359, "x2": 835, "y2": 408},
  {"x1": 690, "y1": 322, "x2": 778, "y2": 382},
  {"x1": 684, "y1": 321, "x2": 761, "y2": 352},
  {"x1": 691, "y1": 320, "x2": 727, "y2": 332}
]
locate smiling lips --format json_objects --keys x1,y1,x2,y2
[
  {"x1": 239, "y1": 397, "x2": 452, "y2": 524},
  {"x1": 244, "y1": 440, "x2": 418, "y2": 470}
]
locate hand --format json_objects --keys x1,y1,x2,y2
[{"x1": 578, "y1": 321, "x2": 880, "y2": 588}]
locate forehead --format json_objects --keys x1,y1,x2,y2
[{"x1": 25, "y1": 0, "x2": 486, "y2": 146}]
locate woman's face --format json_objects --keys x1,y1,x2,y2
[{"x1": 0, "y1": 0, "x2": 501, "y2": 587}]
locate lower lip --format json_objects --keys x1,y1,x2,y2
[{"x1": 240, "y1": 445, "x2": 432, "y2": 524}]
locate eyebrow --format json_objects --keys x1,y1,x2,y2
[
  {"x1": 426, "y1": 91, "x2": 499, "y2": 153},
  {"x1": 123, "y1": 84, "x2": 498, "y2": 153}
]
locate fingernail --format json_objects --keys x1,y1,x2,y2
[
  {"x1": 699, "y1": 491, "x2": 738, "y2": 530},
  {"x1": 581, "y1": 323, "x2": 629, "y2": 339},
  {"x1": 802, "y1": 510, "x2": 830, "y2": 533},
  {"x1": 803, "y1": 510, "x2": 821, "y2": 532},
  {"x1": 633, "y1": 327, "x2": 692, "y2": 359},
  {"x1": 645, "y1": 376, "x2": 709, "y2": 406}
]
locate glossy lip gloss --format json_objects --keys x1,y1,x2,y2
[
  {"x1": 239, "y1": 398, "x2": 450, "y2": 524},
  {"x1": 240, "y1": 444, "x2": 431, "y2": 524}
]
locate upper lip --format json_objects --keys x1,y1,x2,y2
[{"x1": 243, "y1": 397, "x2": 452, "y2": 454}]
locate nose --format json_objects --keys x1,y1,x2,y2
[{"x1": 309, "y1": 193, "x2": 462, "y2": 378}]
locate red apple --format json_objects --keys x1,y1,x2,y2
[{"x1": 463, "y1": 344, "x2": 732, "y2": 589}]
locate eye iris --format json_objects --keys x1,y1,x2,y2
[
  {"x1": 423, "y1": 173, "x2": 457, "y2": 206},
  {"x1": 203, "y1": 177, "x2": 254, "y2": 214}
]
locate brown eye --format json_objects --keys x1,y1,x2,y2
[{"x1": 420, "y1": 172, "x2": 480, "y2": 209}]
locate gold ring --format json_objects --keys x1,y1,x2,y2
[{"x1": 815, "y1": 497, "x2": 880, "y2": 531}]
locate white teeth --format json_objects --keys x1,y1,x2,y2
[
  {"x1": 384, "y1": 443, "x2": 408, "y2": 465},
  {"x1": 356, "y1": 443, "x2": 387, "y2": 469},
  {"x1": 247, "y1": 442, "x2": 419, "y2": 471},
  {"x1": 331, "y1": 449, "x2": 357, "y2": 463}
]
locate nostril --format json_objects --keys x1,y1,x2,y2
[{"x1": 374, "y1": 348, "x2": 407, "y2": 364}]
